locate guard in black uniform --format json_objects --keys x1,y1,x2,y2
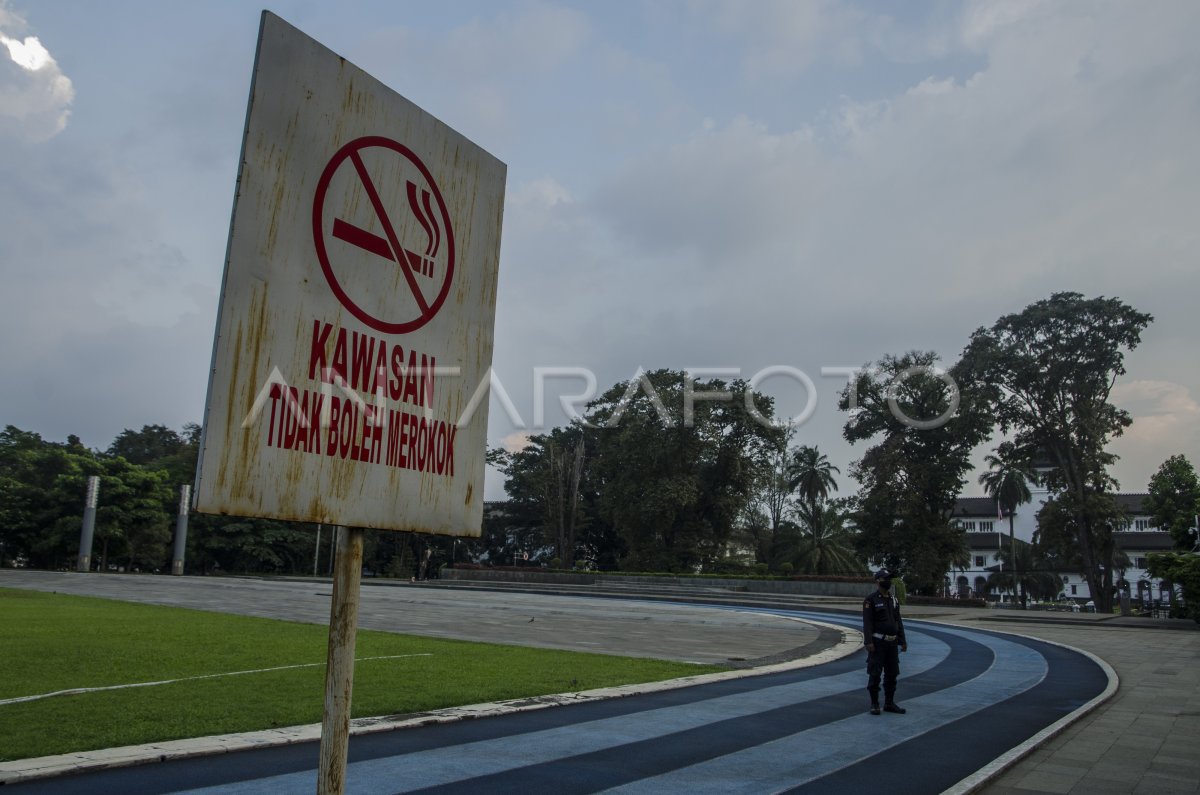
[{"x1": 863, "y1": 568, "x2": 907, "y2": 715}]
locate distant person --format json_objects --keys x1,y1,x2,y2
[{"x1": 863, "y1": 568, "x2": 907, "y2": 715}]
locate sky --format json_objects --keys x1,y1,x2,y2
[{"x1": 1, "y1": 0, "x2": 1197, "y2": 502}]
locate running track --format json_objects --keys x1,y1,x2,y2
[{"x1": 5, "y1": 606, "x2": 1112, "y2": 795}]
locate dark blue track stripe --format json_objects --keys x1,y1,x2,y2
[
  {"x1": 786, "y1": 631, "x2": 1108, "y2": 795},
  {"x1": 400, "y1": 626, "x2": 988, "y2": 794}
]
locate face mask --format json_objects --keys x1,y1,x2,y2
[{"x1": 879, "y1": 580, "x2": 892, "y2": 589}]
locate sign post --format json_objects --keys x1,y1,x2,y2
[
  {"x1": 192, "y1": 13, "x2": 505, "y2": 795},
  {"x1": 318, "y1": 526, "x2": 362, "y2": 794}
]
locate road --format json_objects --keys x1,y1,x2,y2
[{"x1": 0, "y1": 572, "x2": 1112, "y2": 794}]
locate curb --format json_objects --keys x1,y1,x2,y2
[
  {"x1": 928, "y1": 620, "x2": 1121, "y2": 795},
  {"x1": 0, "y1": 619, "x2": 860, "y2": 786}
]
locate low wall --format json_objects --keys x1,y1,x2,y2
[
  {"x1": 441, "y1": 568, "x2": 871, "y2": 598},
  {"x1": 441, "y1": 569, "x2": 596, "y2": 586}
]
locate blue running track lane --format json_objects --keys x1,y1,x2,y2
[{"x1": 4, "y1": 606, "x2": 1110, "y2": 795}]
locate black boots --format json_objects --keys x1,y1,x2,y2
[
  {"x1": 883, "y1": 702, "x2": 906, "y2": 714},
  {"x1": 870, "y1": 703, "x2": 881, "y2": 715}
]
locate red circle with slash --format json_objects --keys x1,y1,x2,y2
[{"x1": 312, "y1": 136, "x2": 455, "y2": 334}]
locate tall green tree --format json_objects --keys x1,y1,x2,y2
[
  {"x1": 107, "y1": 424, "x2": 185, "y2": 467},
  {"x1": 744, "y1": 428, "x2": 797, "y2": 568},
  {"x1": 95, "y1": 456, "x2": 174, "y2": 572},
  {"x1": 787, "y1": 445, "x2": 840, "y2": 521},
  {"x1": 1147, "y1": 552, "x2": 1200, "y2": 623},
  {"x1": 0, "y1": 425, "x2": 181, "y2": 571},
  {"x1": 585, "y1": 369, "x2": 783, "y2": 572},
  {"x1": 791, "y1": 498, "x2": 863, "y2": 576},
  {"x1": 0, "y1": 426, "x2": 105, "y2": 569},
  {"x1": 958, "y1": 292, "x2": 1153, "y2": 612},
  {"x1": 985, "y1": 542, "x2": 1064, "y2": 604},
  {"x1": 840, "y1": 351, "x2": 994, "y2": 589},
  {"x1": 978, "y1": 441, "x2": 1036, "y2": 605},
  {"x1": 1145, "y1": 454, "x2": 1200, "y2": 551},
  {"x1": 496, "y1": 424, "x2": 592, "y2": 568}
]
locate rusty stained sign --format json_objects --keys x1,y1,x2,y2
[{"x1": 194, "y1": 11, "x2": 505, "y2": 536}]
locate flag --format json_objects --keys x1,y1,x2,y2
[{"x1": 997, "y1": 499, "x2": 1004, "y2": 520}]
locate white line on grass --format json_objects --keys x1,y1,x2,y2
[{"x1": 0, "y1": 654, "x2": 433, "y2": 707}]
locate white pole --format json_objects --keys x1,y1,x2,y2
[
  {"x1": 314, "y1": 524, "x2": 322, "y2": 577},
  {"x1": 77, "y1": 476, "x2": 100, "y2": 572},
  {"x1": 171, "y1": 485, "x2": 190, "y2": 575}
]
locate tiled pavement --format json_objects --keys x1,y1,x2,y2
[{"x1": 937, "y1": 615, "x2": 1200, "y2": 794}]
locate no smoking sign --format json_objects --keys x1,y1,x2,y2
[{"x1": 312, "y1": 136, "x2": 455, "y2": 334}]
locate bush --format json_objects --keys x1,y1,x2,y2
[{"x1": 1147, "y1": 552, "x2": 1200, "y2": 623}]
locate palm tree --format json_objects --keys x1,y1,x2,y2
[
  {"x1": 792, "y1": 500, "x2": 863, "y2": 575},
  {"x1": 978, "y1": 443, "x2": 1036, "y2": 605},
  {"x1": 985, "y1": 543, "x2": 1064, "y2": 604},
  {"x1": 787, "y1": 445, "x2": 840, "y2": 520}
]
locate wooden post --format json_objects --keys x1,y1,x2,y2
[{"x1": 317, "y1": 526, "x2": 363, "y2": 795}]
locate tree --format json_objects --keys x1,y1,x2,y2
[
  {"x1": 787, "y1": 445, "x2": 840, "y2": 521},
  {"x1": 984, "y1": 542, "x2": 1064, "y2": 604},
  {"x1": 744, "y1": 428, "x2": 797, "y2": 568},
  {"x1": 0, "y1": 425, "x2": 182, "y2": 571},
  {"x1": 585, "y1": 369, "x2": 784, "y2": 572},
  {"x1": 496, "y1": 424, "x2": 591, "y2": 568},
  {"x1": 840, "y1": 351, "x2": 994, "y2": 589},
  {"x1": 978, "y1": 442, "x2": 1036, "y2": 605},
  {"x1": 107, "y1": 424, "x2": 184, "y2": 466},
  {"x1": 0, "y1": 426, "x2": 105, "y2": 569},
  {"x1": 1036, "y1": 492, "x2": 1126, "y2": 605},
  {"x1": 791, "y1": 498, "x2": 863, "y2": 576},
  {"x1": 95, "y1": 456, "x2": 174, "y2": 572},
  {"x1": 958, "y1": 292, "x2": 1153, "y2": 612},
  {"x1": 1146, "y1": 552, "x2": 1200, "y2": 623},
  {"x1": 1145, "y1": 455, "x2": 1200, "y2": 551}
]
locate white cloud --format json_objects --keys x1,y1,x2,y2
[
  {"x1": 1110, "y1": 380, "x2": 1200, "y2": 490},
  {"x1": 0, "y1": 10, "x2": 73, "y2": 141},
  {"x1": 501, "y1": 432, "x2": 534, "y2": 453},
  {"x1": 1, "y1": 1, "x2": 1196, "y2": 502},
  {"x1": 356, "y1": 2, "x2": 590, "y2": 145},
  {"x1": 958, "y1": 0, "x2": 1048, "y2": 50},
  {"x1": 511, "y1": 177, "x2": 574, "y2": 210},
  {"x1": 1112, "y1": 380, "x2": 1200, "y2": 444},
  {"x1": 3, "y1": 31, "x2": 49, "y2": 70},
  {"x1": 697, "y1": 0, "x2": 869, "y2": 77}
]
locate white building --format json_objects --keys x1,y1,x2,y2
[{"x1": 947, "y1": 492, "x2": 1177, "y2": 606}]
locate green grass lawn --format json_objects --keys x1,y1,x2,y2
[{"x1": 0, "y1": 587, "x2": 723, "y2": 762}]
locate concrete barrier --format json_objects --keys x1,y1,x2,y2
[{"x1": 440, "y1": 568, "x2": 871, "y2": 597}]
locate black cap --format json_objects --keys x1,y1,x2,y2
[{"x1": 874, "y1": 569, "x2": 892, "y2": 581}]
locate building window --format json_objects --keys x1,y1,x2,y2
[
  {"x1": 1071, "y1": 584, "x2": 1078, "y2": 595},
  {"x1": 974, "y1": 556, "x2": 985, "y2": 567},
  {"x1": 979, "y1": 521, "x2": 994, "y2": 532},
  {"x1": 1135, "y1": 556, "x2": 1147, "y2": 569},
  {"x1": 962, "y1": 521, "x2": 976, "y2": 531},
  {"x1": 1134, "y1": 519, "x2": 1152, "y2": 531}
]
